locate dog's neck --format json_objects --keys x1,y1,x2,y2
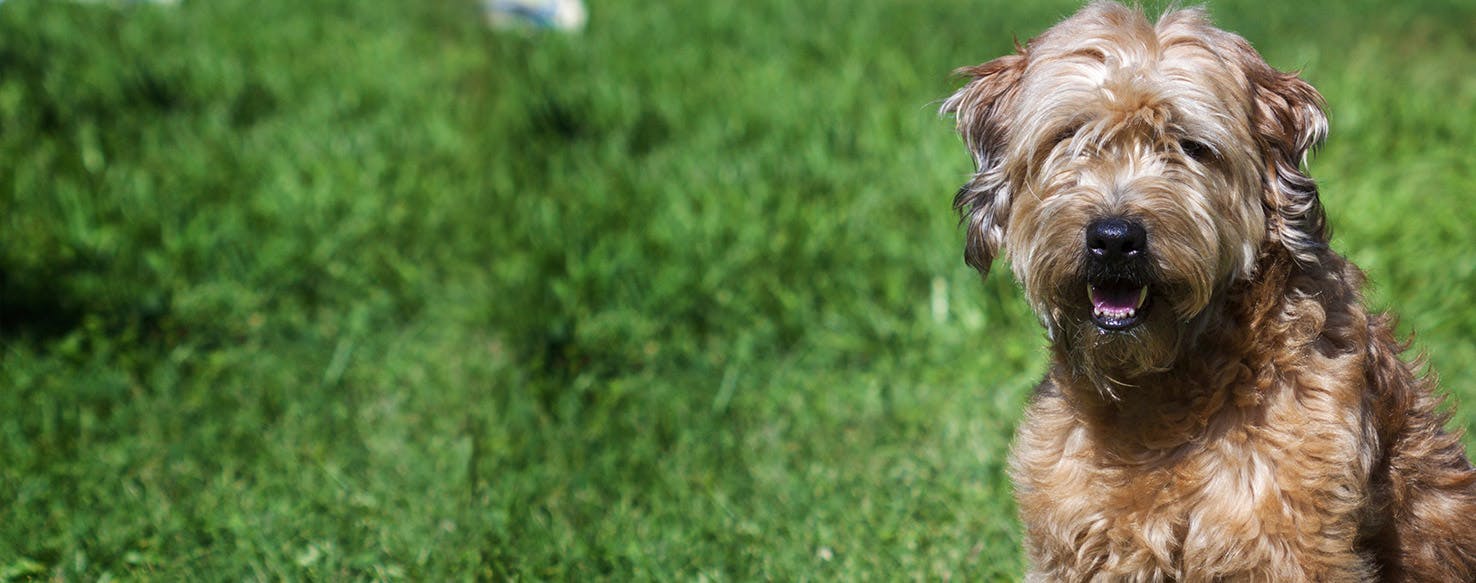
[{"x1": 1052, "y1": 249, "x2": 1326, "y2": 452}]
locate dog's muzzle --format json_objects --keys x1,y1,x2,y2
[{"x1": 1085, "y1": 218, "x2": 1152, "y2": 331}]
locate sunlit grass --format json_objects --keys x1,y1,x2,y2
[{"x1": 1, "y1": 0, "x2": 1472, "y2": 578}]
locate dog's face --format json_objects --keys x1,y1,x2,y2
[{"x1": 944, "y1": 3, "x2": 1328, "y2": 384}]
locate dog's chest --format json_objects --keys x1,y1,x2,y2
[
  {"x1": 1020, "y1": 431, "x2": 1277, "y2": 574},
  {"x1": 1010, "y1": 388, "x2": 1373, "y2": 579}
]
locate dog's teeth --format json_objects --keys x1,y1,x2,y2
[
  {"x1": 1095, "y1": 306, "x2": 1137, "y2": 319},
  {"x1": 1090, "y1": 285, "x2": 1147, "y2": 323}
]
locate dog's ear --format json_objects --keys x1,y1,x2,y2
[
  {"x1": 1251, "y1": 67, "x2": 1329, "y2": 264},
  {"x1": 941, "y1": 53, "x2": 1026, "y2": 276}
]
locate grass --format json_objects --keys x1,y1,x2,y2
[{"x1": 1, "y1": 0, "x2": 1473, "y2": 579}]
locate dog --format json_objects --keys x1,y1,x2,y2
[{"x1": 941, "y1": 2, "x2": 1476, "y2": 580}]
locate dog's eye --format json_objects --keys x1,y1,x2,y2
[{"x1": 1180, "y1": 139, "x2": 1215, "y2": 162}]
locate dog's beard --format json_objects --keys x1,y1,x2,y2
[
  {"x1": 1036, "y1": 280, "x2": 1217, "y2": 400},
  {"x1": 1061, "y1": 312, "x2": 1184, "y2": 399}
]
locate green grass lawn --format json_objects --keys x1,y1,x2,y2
[{"x1": 2, "y1": 0, "x2": 1473, "y2": 579}]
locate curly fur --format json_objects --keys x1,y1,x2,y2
[{"x1": 942, "y1": 2, "x2": 1476, "y2": 580}]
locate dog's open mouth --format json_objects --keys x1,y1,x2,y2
[{"x1": 1088, "y1": 281, "x2": 1149, "y2": 331}]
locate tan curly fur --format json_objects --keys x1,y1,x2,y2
[{"x1": 942, "y1": 3, "x2": 1476, "y2": 580}]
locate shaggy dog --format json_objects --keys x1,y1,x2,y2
[{"x1": 941, "y1": 2, "x2": 1476, "y2": 580}]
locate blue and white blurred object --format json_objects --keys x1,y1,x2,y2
[{"x1": 485, "y1": 0, "x2": 586, "y2": 32}]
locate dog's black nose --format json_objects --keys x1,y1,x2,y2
[{"x1": 1086, "y1": 218, "x2": 1147, "y2": 262}]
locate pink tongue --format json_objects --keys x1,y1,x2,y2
[{"x1": 1091, "y1": 286, "x2": 1141, "y2": 311}]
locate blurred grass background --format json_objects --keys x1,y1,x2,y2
[{"x1": 0, "y1": 0, "x2": 1472, "y2": 579}]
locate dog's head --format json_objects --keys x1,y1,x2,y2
[{"x1": 942, "y1": 2, "x2": 1327, "y2": 385}]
